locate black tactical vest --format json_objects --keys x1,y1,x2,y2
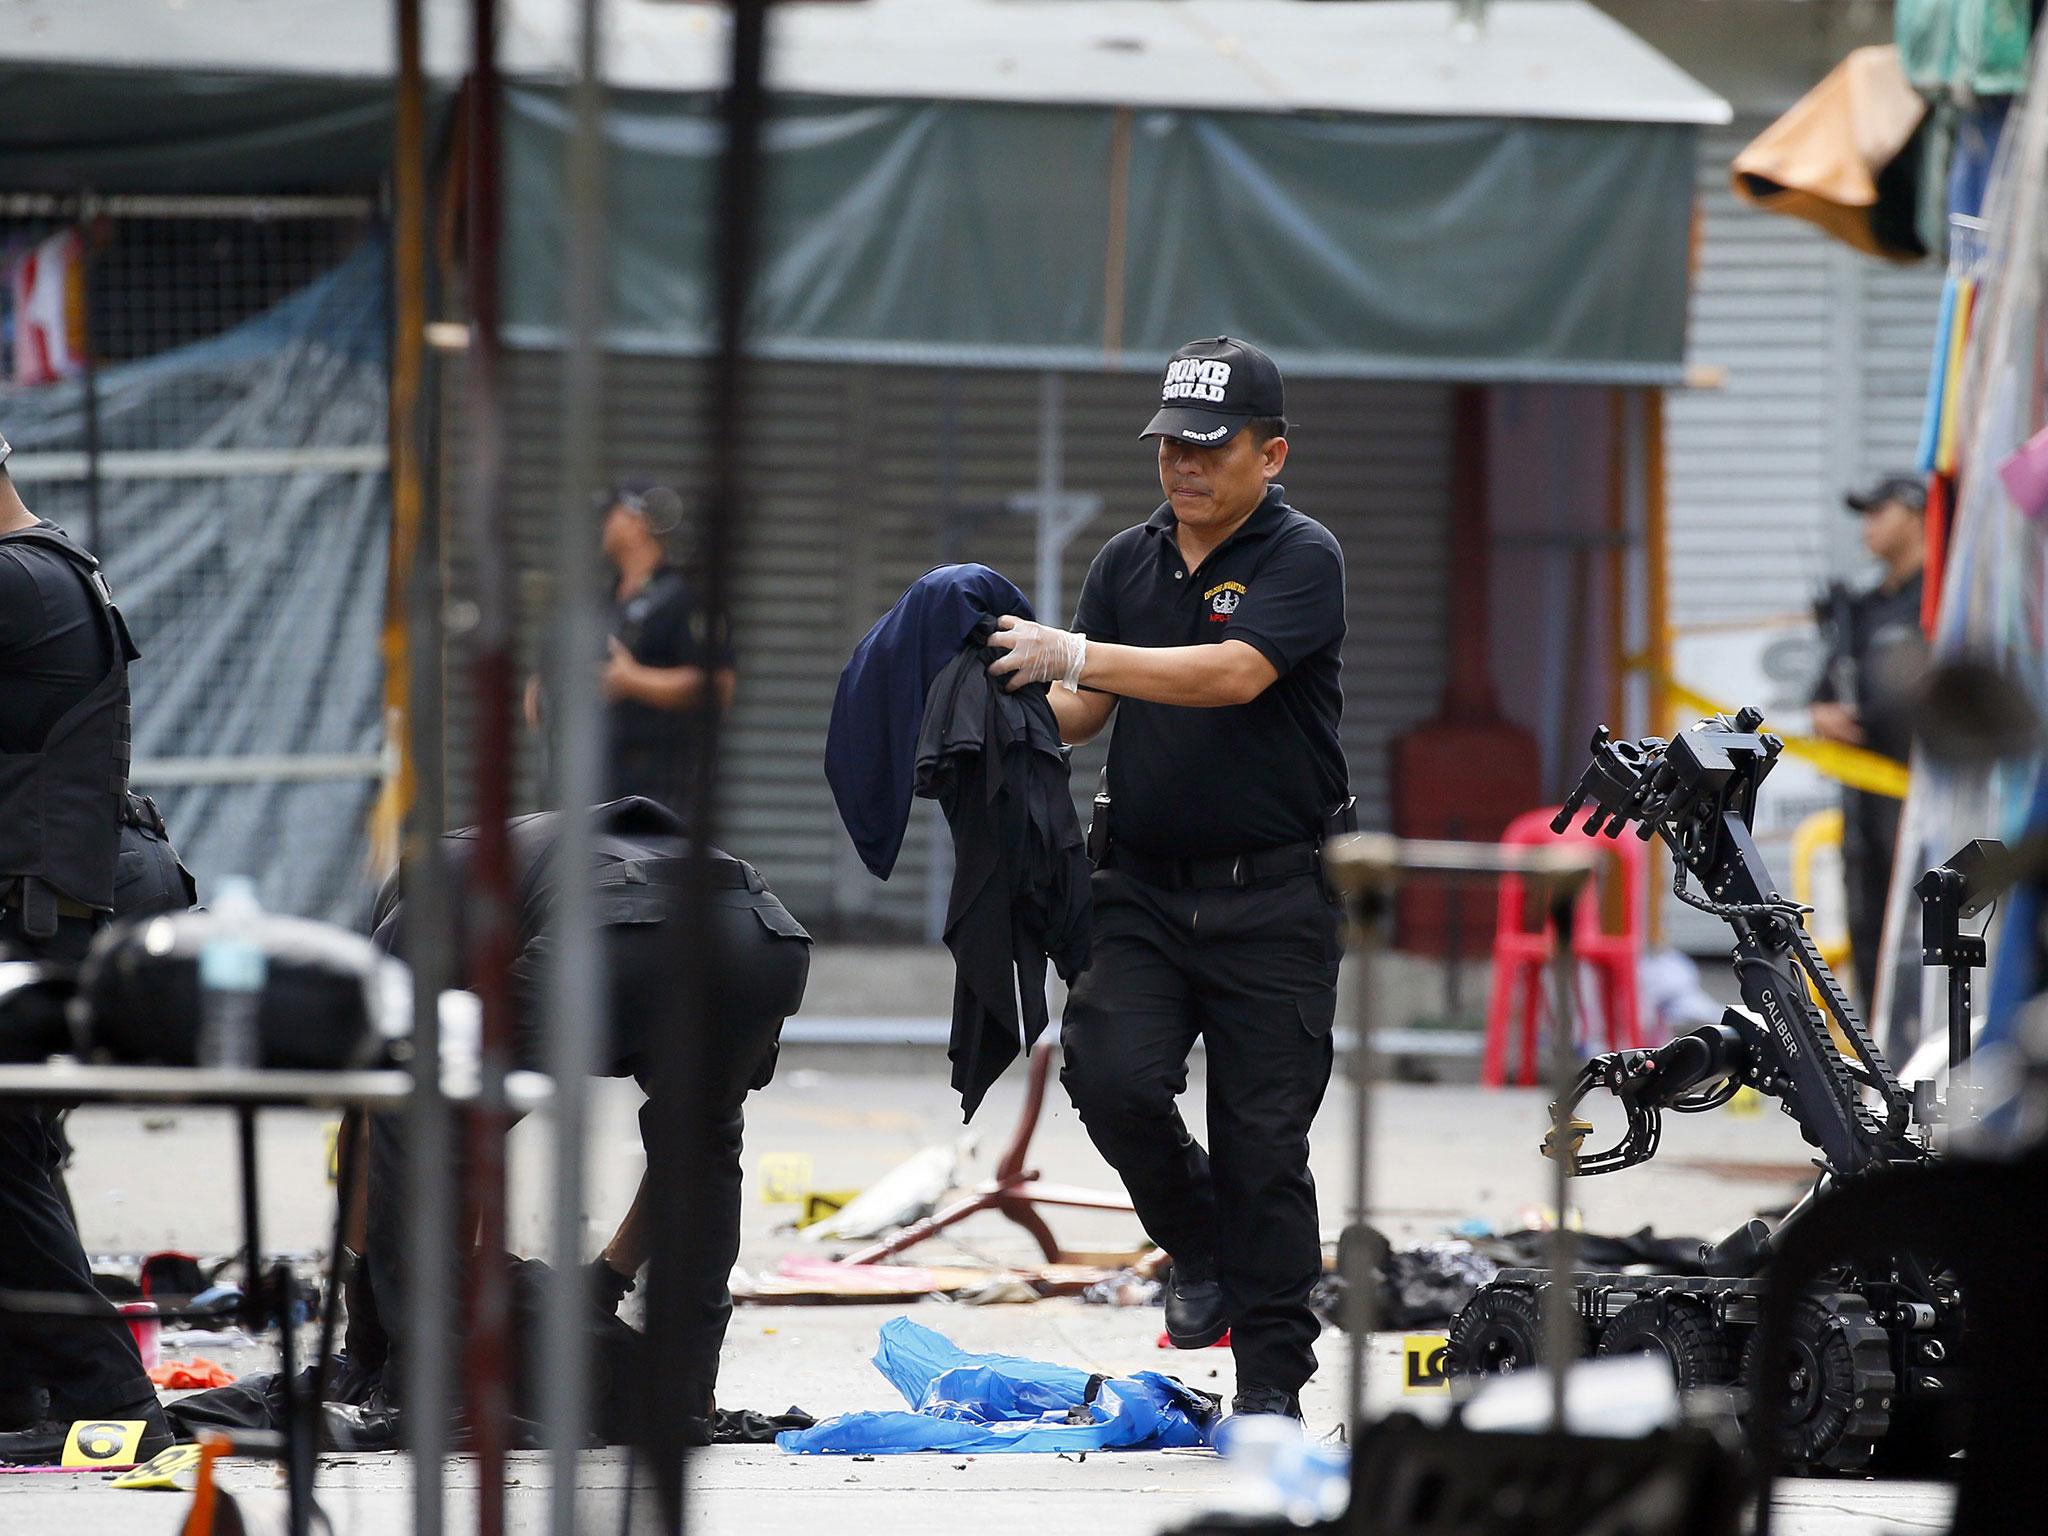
[{"x1": 0, "y1": 524, "x2": 139, "y2": 930}]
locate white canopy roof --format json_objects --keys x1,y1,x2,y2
[{"x1": 2, "y1": 0, "x2": 1729, "y2": 125}]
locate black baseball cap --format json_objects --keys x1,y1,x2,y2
[
  {"x1": 596, "y1": 477, "x2": 684, "y2": 534},
  {"x1": 1140, "y1": 336, "x2": 1285, "y2": 445},
  {"x1": 1845, "y1": 474, "x2": 1926, "y2": 515}
]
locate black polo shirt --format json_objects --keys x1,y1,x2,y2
[
  {"x1": 607, "y1": 564, "x2": 730, "y2": 771},
  {"x1": 1074, "y1": 483, "x2": 1348, "y2": 858}
]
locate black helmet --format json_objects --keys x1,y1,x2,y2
[{"x1": 79, "y1": 910, "x2": 402, "y2": 1070}]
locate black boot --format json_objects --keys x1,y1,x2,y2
[
  {"x1": 0, "y1": 1392, "x2": 174, "y2": 1466},
  {"x1": 1229, "y1": 1385, "x2": 1303, "y2": 1422},
  {"x1": 1164, "y1": 1253, "x2": 1232, "y2": 1349}
]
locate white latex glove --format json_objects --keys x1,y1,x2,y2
[{"x1": 986, "y1": 615, "x2": 1088, "y2": 692}]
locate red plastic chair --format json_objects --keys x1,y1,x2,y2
[{"x1": 1482, "y1": 806, "x2": 1646, "y2": 1087}]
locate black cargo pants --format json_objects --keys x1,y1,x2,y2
[
  {"x1": 0, "y1": 909, "x2": 155, "y2": 1424},
  {"x1": 1060, "y1": 863, "x2": 1340, "y2": 1395}
]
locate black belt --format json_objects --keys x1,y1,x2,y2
[
  {"x1": 593, "y1": 858, "x2": 763, "y2": 895},
  {"x1": 1108, "y1": 840, "x2": 1321, "y2": 892},
  {"x1": 3, "y1": 880, "x2": 98, "y2": 922}
]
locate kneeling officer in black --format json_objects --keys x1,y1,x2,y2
[{"x1": 987, "y1": 339, "x2": 1348, "y2": 1419}]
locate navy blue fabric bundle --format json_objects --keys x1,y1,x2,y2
[{"x1": 826, "y1": 564, "x2": 1032, "y2": 879}]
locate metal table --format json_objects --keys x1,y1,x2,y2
[{"x1": 0, "y1": 1060, "x2": 551, "y2": 1536}]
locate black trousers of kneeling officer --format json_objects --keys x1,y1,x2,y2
[
  {"x1": 356, "y1": 804, "x2": 810, "y2": 1425},
  {"x1": 1061, "y1": 858, "x2": 1341, "y2": 1395},
  {"x1": 0, "y1": 811, "x2": 196, "y2": 1430}
]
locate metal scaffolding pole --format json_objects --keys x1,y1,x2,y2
[
  {"x1": 391, "y1": 2, "x2": 454, "y2": 1532},
  {"x1": 641, "y1": 1, "x2": 772, "y2": 1529},
  {"x1": 542, "y1": 0, "x2": 609, "y2": 1530},
  {"x1": 459, "y1": 1, "x2": 517, "y2": 1531}
]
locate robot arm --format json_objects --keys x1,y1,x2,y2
[
  {"x1": 1546, "y1": 711, "x2": 1929, "y2": 1180},
  {"x1": 1542, "y1": 1018, "x2": 1752, "y2": 1176}
]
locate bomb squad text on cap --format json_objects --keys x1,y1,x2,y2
[{"x1": 1140, "y1": 337, "x2": 1285, "y2": 445}]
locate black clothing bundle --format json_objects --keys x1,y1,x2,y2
[{"x1": 915, "y1": 616, "x2": 1090, "y2": 1120}]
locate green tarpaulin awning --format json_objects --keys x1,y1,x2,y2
[{"x1": 0, "y1": 0, "x2": 1730, "y2": 383}]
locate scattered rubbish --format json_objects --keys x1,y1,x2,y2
[
  {"x1": 148, "y1": 1357, "x2": 237, "y2": 1391},
  {"x1": 799, "y1": 1141, "x2": 962, "y2": 1243},
  {"x1": 1081, "y1": 1269, "x2": 1161, "y2": 1308},
  {"x1": 735, "y1": 1255, "x2": 1112, "y2": 1305},
  {"x1": 735, "y1": 1258, "x2": 986, "y2": 1304},
  {"x1": 1472, "y1": 1226, "x2": 1711, "y2": 1275},
  {"x1": 711, "y1": 1408, "x2": 815, "y2": 1444},
  {"x1": 1512, "y1": 1205, "x2": 1584, "y2": 1233},
  {"x1": 797, "y1": 1190, "x2": 861, "y2": 1229},
  {"x1": 777, "y1": 1316, "x2": 1217, "y2": 1454},
  {"x1": 141, "y1": 1115, "x2": 179, "y2": 1133},
  {"x1": 1380, "y1": 1242, "x2": 1499, "y2": 1328},
  {"x1": 1313, "y1": 1227, "x2": 1713, "y2": 1333},
  {"x1": 851, "y1": 1454, "x2": 876, "y2": 1463},
  {"x1": 1448, "y1": 1218, "x2": 1494, "y2": 1239},
  {"x1": 158, "y1": 1328, "x2": 252, "y2": 1350},
  {"x1": 140, "y1": 1251, "x2": 209, "y2": 1298},
  {"x1": 953, "y1": 1274, "x2": 1042, "y2": 1306}
]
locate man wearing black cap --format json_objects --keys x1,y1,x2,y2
[
  {"x1": 526, "y1": 481, "x2": 737, "y2": 817},
  {"x1": 0, "y1": 429, "x2": 173, "y2": 1462},
  {"x1": 988, "y1": 338, "x2": 1349, "y2": 1421},
  {"x1": 1812, "y1": 473, "x2": 1928, "y2": 1011}
]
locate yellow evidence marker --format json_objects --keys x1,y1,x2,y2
[
  {"x1": 1402, "y1": 1334, "x2": 1451, "y2": 1395},
  {"x1": 758, "y1": 1152, "x2": 813, "y2": 1205},
  {"x1": 60, "y1": 1418, "x2": 148, "y2": 1468},
  {"x1": 112, "y1": 1443, "x2": 204, "y2": 1491}
]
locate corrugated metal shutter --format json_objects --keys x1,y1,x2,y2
[
  {"x1": 1662, "y1": 120, "x2": 1941, "y2": 943},
  {"x1": 454, "y1": 356, "x2": 1449, "y2": 937},
  {"x1": 1668, "y1": 123, "x2": 1839, "y2": 629}
]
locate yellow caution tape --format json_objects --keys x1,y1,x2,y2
[{"x1": 1659, "y1": 678, "x2": 1910, "y2": 800}]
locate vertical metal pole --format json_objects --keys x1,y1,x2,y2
[
  {"x1": 544, "y1": 0, "x2": 608, "y2": 1531},
  {"x1": 460, "y1": 3, "x2": 516, "y2": 1531},
  {"x1": 79, "y1": 192, "x2": 103, "y2": 556},
  {"x1": 1034, "y1": 371, "x2": 1064, "y2": 621},
  {"x1": 1542, "y1": 883, "x2": 1583, "y2": 1432},
  {"x1": 1342, "y1": 881, "x2": 1386, "y2": 1445},
  {"x1": 1642, "y1": 390, "x2": 1670, "y2": 946},
  {"x1": 645, "y1": 2, "x2": 772, "y2": 1529},
  {"x1": 395, "y1": 3, "x2": 452, "y2": 1520}
]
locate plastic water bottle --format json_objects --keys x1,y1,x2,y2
[{"x1": 197, "y1": 877, "x2": 267, "y2": 1070}]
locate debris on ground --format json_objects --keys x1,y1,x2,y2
[
  {"x1": 735, "y1": 1254, "x2": 1113, "y2": 1305},
  {"x1": 147, "y1": 1357, "x2": 237, "y2": 1390},
  {"x1": 1081, "y1": 1269, "x2": 1163, "y2": 1307},
  {"x1": 777, "y1": 1316, "x2": 1217, "y2": 1455},
  {"x1": 798, "y1": 1141, "x2": 966, "y2": 1243}
]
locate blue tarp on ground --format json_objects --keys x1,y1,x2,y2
[{"x1": 776, "y1": 1316, "x2": 1218, "y2": 1455}]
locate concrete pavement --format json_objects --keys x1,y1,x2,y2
[{"x1": 5, "y1": 1062, "x2": 1957, "y2": 1534}]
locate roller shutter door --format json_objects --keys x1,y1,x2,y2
[
  {"x1": 456, "y1": 356, "x2": 1450, "y2": 936},
  {"x1": 1663, "y1": 121, "x2": 1940, "y2": 944}
]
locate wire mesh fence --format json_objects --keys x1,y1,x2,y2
[{"x1": 1, "y1": 195, "x2": 390, "y2": 923}]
